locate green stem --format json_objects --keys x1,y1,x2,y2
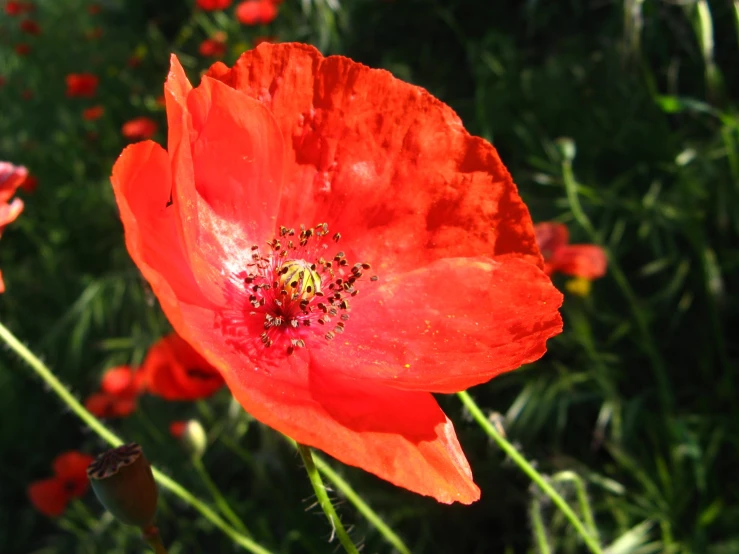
[
  {"x1": 296, "y1": 444, "x2": 360, "y2": 554},
  {"x1": 0, "y1": 321, "x2": 272, "y2": 554},
  {"x1": 457, "y1": 391, "x2": 603, "y2": 554},
  {"x1": 530, "y1": 498, "x2": 552, "y2": 554},
  {"x1": 285, "y1": 438, "x2": 410, "y2": 554},
  {"x1": 561, "y1": 159, "x2": 672, "y2": 415},
  {"x1": 552, "y1": 471, "x2": 600, "y2": 542},
  {"x1": 192, "y1": 456, "x2": 251, "y2": 536}
]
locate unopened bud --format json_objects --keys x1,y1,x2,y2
[
  {"x1": 87, "y1": 443, "x2": 158, "y2": 528},
  {"x1": 170, "y1": 419, "x2": 207, "y2": 460}
]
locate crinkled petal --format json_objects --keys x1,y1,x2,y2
[
  {"x1": 210, "y1": 43, "x2": 542, "y2": 273},
  {"x1": 312, "y1": 257, "x2": 563, "y2": 393}
]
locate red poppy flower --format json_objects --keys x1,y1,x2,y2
[
  {"x1": 197, "y1": 0, "x2": 232, "y2": 9},
  {"x1": 0, "y1": 162, "x2": 27, "y2": 255},
  {"x1": 139, "y1": 333, "x2": 224, "y2": 400},
  {"x1": 19, "y1": 18, "x2": 40, "y2": 34},
  {"x1": 85, "y1": 366, "x2": 142, "y2": 418},
  {"x1": 28, "y1": 451, "x2": 94, "y2": 517},
  {"x1": 65, "y1": 73, "x2": 98, "y2": 98},
  {"x1": 235, "y1": 0, "x2": 277, "y2": 25},
  {"x1": 20, "y1": 173, "x2": 37, "y2": 193},
  {"x1": 110, "y1": 44, "x2": 563, "y2": 504},
  {"x1": 199, "y1": 38, "x2": 227, "y2": 58},
  {"x1": 83, "y1": 105, "x2": 104, "y2": 121},
  {"x1": 14, "y1": 43, "x2": 31, "y2": 56},
  {"x1": 5, "y1": 1, "x2": 23, "y2": 15},
  {"x1": 534, "y1": 222, "x2": 607, "y2": 280},
  {"x1": 122, "y1": 117, "x2": 158, "y2": 140}
]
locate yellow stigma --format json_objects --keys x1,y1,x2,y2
[{"x1": 278, "y1": 259, "x2": 322, "y2": 301}]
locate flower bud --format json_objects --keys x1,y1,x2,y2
[
  {"x1": 170, "y1": 419, "x2": 207, "y2": 460},
  {"x1": 87, "y1": 443, "x2": 158, "y2": 528}
]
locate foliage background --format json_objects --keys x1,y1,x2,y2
[{"x1": 1, "y1": 0, "x2": 738, "y2": 552}]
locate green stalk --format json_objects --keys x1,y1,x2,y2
[
  {"x1": 296, "y1": 444, "x2": 360, "y2": 554},
  {"x1": 0, "y1": 321, "x2": 272, "y2": 554},
  {"x1": 457, "y1": 391, "x2": 603, "y2": 554}
]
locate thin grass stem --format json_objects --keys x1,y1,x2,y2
[{"x1": 457, "y1": 390, "x2": 603, "y2": 554}]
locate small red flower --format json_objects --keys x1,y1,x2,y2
[
  {"x1": 196, "y1": 0, "x2": 232, "y2": 10},
  {"x1": 14, "y1": 43, "x2": 31, "y2": 56},
  {"x1": 111, "y1": 44, "x2": 563, "y2": 504},
  {"x1": 235, "y1": 0, "x2": 277, "y2": 25},
  {"x1": 122, "y1": 117, "x2": 157, "y2": 140},
  {"x1": 66, "y1": 73, "x2": 99, "y2": 98},
  {"x1": 28, "y1": 451, "x2": 94, "y2": 517},
  {"x1": 19, "y1": 18, "x2": 40, "y2": 34},
  {"x1": 199, "y1": 37, "x2": 227, "y2": 58},
  {"x1": 4, "y1": 1, "x2": 23, "y2": 15},
  {"x1": 169, "y1": 421, "x2": 187, "y2": 438},
  {"x1": 88, "y1": 3, "x2": 101, "y2": 14},
  {"x1": 83, "y1": 105, "x2": 104, "y2": 121},
  {"x1": 85, "y1": 366, "x2": 142, "y2": 418},
  {"x1": 139, "y1": 333, "x2": 224, "y2": 400},
  {"x1": 534, "y1": 222, "x2": 607, "y2": 280}
]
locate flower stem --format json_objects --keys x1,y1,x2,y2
[
  {"x1": 530, "y1": 498, "x2": 552, "y2": 554},
  {"x1": 0, "y1": 321, "x2": 272, "y2": 554},
  {"x1": 296, "y1": 444, "x2": 360, "y2": 554},
  {"x1": 457, "y1": 390, "x2": 603, "y2": 554}
]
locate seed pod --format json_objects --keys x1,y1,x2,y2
[{"x1": 87, "y1": 443, "x2": 158, "y2": 528}]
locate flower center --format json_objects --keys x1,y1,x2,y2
[{"x1": 218, "y1": 223, "x2": 376, "y2": 356}]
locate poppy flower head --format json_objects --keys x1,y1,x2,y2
[
  {"x1": 197, "y1": 0, "x2": 232, "y2": 9},
  {"x1": 111, "y1": 44, "x2": 563, "y2": 504},
  {"x1": 83, "y1": 105, "x2": 105, "y2": 121},
  {"x1": 235, "y1": 0, "x2": 278, "y2": 25},
  {"x1": 28, "y1": 451, "x2": 94, "y2": 517},
  {"x1": 534, "y1": 222, "x2": 607, "y2": 280},
  {"x1": 0, "y1": 161, "x2": 29, "y2": 203},
  {"x1": 121, "y1": 117, "x2": 157, "y2": 140},
  {"x1": 140, "y1": 333, "x2": 224, "y2": 400},
  {"x1": 65, "y1": 73, "x2": 99, "y2": 98}
]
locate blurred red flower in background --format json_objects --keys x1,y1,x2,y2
[
  {"x1": 197, "y1": 0, "x2": 232, "y2": 10},
  {"x1": 5, "y1": 1, "x2": 33, "y2": 15},
  {"x1": 85, "y1": 333, "x2": 224, "y2": 417},
  {"x1": 83, "y1": 105, "x2": 105, "y2": 121},
  {"x1": 14, "y1": 43, "x2": 31, "y2": 56},
  {"x1": 111, "y1": 44, "x2": 563, "y2": 504},
  {"x1": 27, "y1": 451, "x2": 94, "y2": 517},
  {"x1": 20, "y1": 173, "x2": 37, "y2": 193},
  {"x1": 199, "y1": 36, "x2": 227, "y2": 58},
  {"x1": 0, "y1": 161, "x2": 28, "y2": 293},
  {"x1": 85, "y1": 366, "x2": 143, "y2": 418},
  {"x1": 65, "y1": 73, "x2": 99, "y2": 98},
  {"x1": 140, "y1": 333, "x2": 224, "y2": 400},
  {"x1": 19, "y1": 19, "x2": 40, "y2": 34},
  {"x1": 235, "y1": 0, "x2": 278, "y2": 25},
  {"x1": 88, "y1": 3, "x2": 101, "y2": 14},
  {"x1": 169, "y1": 421, "x2": 187, "y2": 438},
  {"x1": 122, "y1": 117, "x2": 157, "y2": 140},
  {"x1": 535, "y1": 222, "x2": 607, "y2": 279}
]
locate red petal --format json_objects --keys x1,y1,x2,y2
[
  {"x1": 550, "y1": 244, "x2": 607, "y2": 279},
  {"x1": 100, "y1": 365, "x2": 135, "y2": 395},
  {"x1": 52, "y1": 451, "x2": 94, "y2": 483},
  {"x1": 142, "y1": 333, "x2": 223, "y2": 400},
  {"x1": 312, "y1": 257, "x2": 563, "y2": 393},
  {"x1": 28, "y1": 478, "x2": 70, "y2": 517},
  {"x1": 216, "y1": 43, "x2": 541, "y2": 273},
  {"x1": 111, "y1": 140, "x2": 207, "y2": 312},
  {"x1": 164, "y1": 56, "x2": 284, "y2": 305}
]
